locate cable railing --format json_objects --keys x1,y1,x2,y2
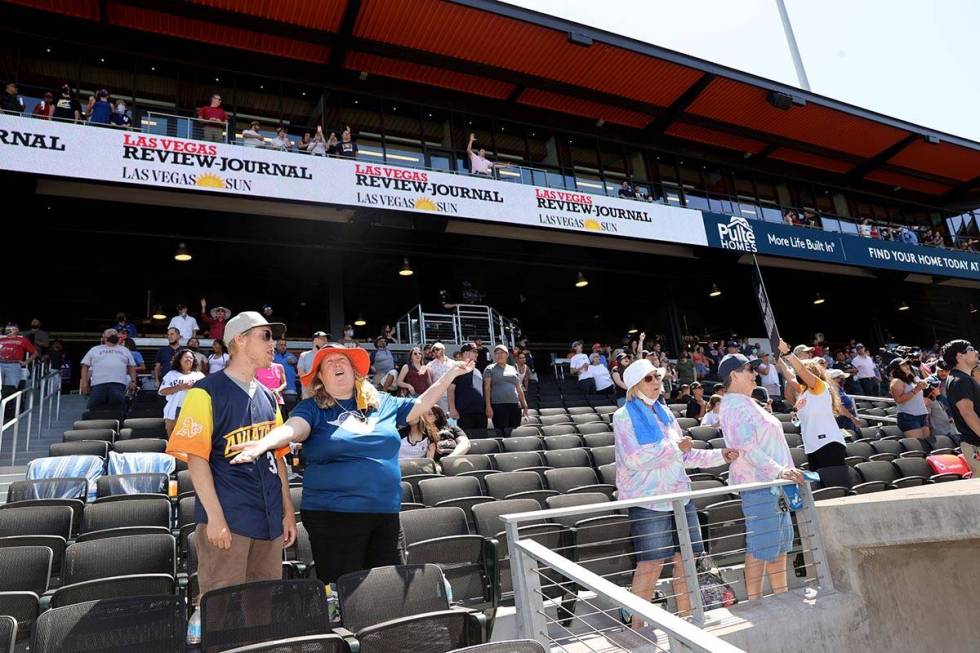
[
  {"x1": 395, "y1": 304, "x2": 519, "y2": 347},
  {"x1": 501, "y1": 479, "x2": 833, "y2": 652},
  {"x1": 142, "y1": 111, "x2": 228, "y2": 143}
]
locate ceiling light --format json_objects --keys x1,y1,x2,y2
[
  {"x1": 151, "y1": 307, "x2": 167, "y2": 320},
  {"x1": 627, "y1": 325, "x2": 639, "y2": 335},
  {"x1": 575, "y1": 272, "x2": 589, "y2": 288},
  {"x1": 174, "y1": 243, "x2": 192, "y2": 262},
  {"x1": 898, "y1": 301, "x2": 910, "y2": 312},
  {"x1": 353, "y1": 314, "x2": 366, "y2": 327},
  {"x1": 709, "y1": 284, "x2": 722, "y2": 297},
  {"x1": 813, "y1": 293, "x2": 825, "y2": 305},
  {"x1": 399, "y1": 258, "x2": 414, "y2": 277}
]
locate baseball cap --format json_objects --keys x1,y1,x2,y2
[
  {"x1": 690, "y1": 382, "x2": 702, "y2": 390},
  {"x1": 793, "y1": 344, "x2": 813, "y2": 356},
  {"x1": 826, "y1": 368, "x2": 849, "y2": 380},
  {"x1": 312, "y1": 331, "x2": 328, "y2": 338},
  {"x1": 493, "y1": 344, "x2": 509, "y2": 353},
  {"x1": 886, "y1": 357, "x2": 909, "y2": 375},
  {"x1": 750, "y1": 386, "x2": 770, "y2": 404},
  {"x1": 855, "y1": 343, "x2": 866, "y2": 349},
  {"x1": 726, "y1": 340, "x2": 739, "y2": 349},
  {"x1": 223, "y1": 311, "x2": 286, "y2": 343},
  {"x1": 718, "y1": 353, "x2": 751, "y2": 381},
  {"x1": 749, "y1": 358, "x2": 766, "y2": 370},
  {"x1": 460, "y1": 342, "x2": 477, "y2": 353}
]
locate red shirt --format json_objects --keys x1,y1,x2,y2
[
  {"x1": 0, "y1": 336, "x2": 36, "y2": 363},
  {"x1": 200, "y1": 312, "x2": 226, "y2": 340},
  {"x1": 197, "y1": 106, "x2": 228, "y2": 122}
]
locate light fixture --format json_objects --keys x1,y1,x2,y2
[
  {"x1": 399, "y1": 258, "x2": 414, "y2": 277},
  {"x1": 174, "y1": 243, "x2": 192, "y2": 262},
  {"x1": 359, "y1": 71, "x2": 369, "y2": 81},
  {"x1": 575, "y1": 272, "x2": 589, "y2": 288},
  {"x1": 627, "y1": 325, "x2": 639, "y2": 335},
  {"x1": 151, "y1": 66, "x2": 156, "y2": 71},
  {"x1": 813, "y1": 293, "x2": 825, "y2": 305},
  {"x1": 898, "y1": 301, "x2": 910, "y2": 312},
  {"x1": 259, "y1": 84, "x2": 264, "y2": 89},
  {"x1": 214, "y1": 77, "x2": 220, "y2": 82},
  {"x1": 151, "y1": 307, "x2": 167, "y2": 320},
  {"x1": 970, "y1": 304, "x2": 978, "y2": 314},
  {"x1": 99, "y1": 57, "x2": 105, "y2": 63},
  {"x1": 709, "y1": 284, "x2": 722, "y2": 297},
  {"x1": 46, "y1": 48, "x2": 51, "y2": 53},
  {"x1": 595, "y1": 118, "x2": 605, "y2": 127},
  {"x1": 353, "y1": 314, "x2": 366, "y2": 327}
]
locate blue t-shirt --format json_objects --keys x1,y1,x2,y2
[
  {"x1": 131, "y1": 351, "x2": 145, "y2": 368},
  {"x1": 291, "y1": 393, "x2": 416, "y2": 514},
  {"x1": 452, "y1": 370, "x2": 485, "y2": 415},
  {"x1": 274, "y1": 351, "x2": 298, "y2": 393},
  {"x1": 155, "y1": 344, "x2": 179, "y2": 377}
]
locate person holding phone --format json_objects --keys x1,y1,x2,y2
[{"x1": 888, "y1": 357, "x2": 930, "y2": 438}]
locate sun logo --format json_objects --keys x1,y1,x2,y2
[
  {"x1": 414, "y1": 198, "x2": 438, "y2": 211},
  {"x1": 196, "y1": 173, "x2": 225, "y2": 188},
  {"x1": 583, "y1": 218, "x2": 602, "y2": 231}
]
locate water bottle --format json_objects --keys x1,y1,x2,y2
[
  {"x1": 325, "y1": 584, "x2": 340, "y2": 624},
  {"x1": 187, "y1": 607, "x2": 201, "y2": 645}
]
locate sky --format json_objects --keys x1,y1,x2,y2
[{"x1": 502, "y1": 0, "x2": 980, "y2": 143}]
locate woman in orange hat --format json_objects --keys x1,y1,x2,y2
[{"x1": 229, "y1": 343, "x2": 472, "y2": 586}]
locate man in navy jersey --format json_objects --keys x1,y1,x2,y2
[{"x1": 166, "y1": 311, "x2": 296, "y2": 599}]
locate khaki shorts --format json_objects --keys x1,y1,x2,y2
[
  {"x1": 959, "y1": 442, "x2": 980, "y2": 477},
  {"x1": 195, "y1": 524, "x2": 283, "y2": 601}
]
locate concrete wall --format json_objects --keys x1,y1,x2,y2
[{"x1": 712, "y1": 480, "x2": 980, "y2": 653}]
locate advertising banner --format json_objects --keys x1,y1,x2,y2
[{"x1": 0, "y1": 114, "x2": 708, "y2": 247}]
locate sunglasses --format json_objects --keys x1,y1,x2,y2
[
  {"x1": 248, "y1": 329, "x2": 273, "y2": 341},
  {"x1": 643, "y1": 374, "x2": 661, "y2": 383}
]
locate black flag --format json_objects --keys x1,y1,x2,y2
[{"x1": 751, "y1": 255, "x2": 781, "y2": 354}]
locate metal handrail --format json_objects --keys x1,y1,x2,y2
[
  {"x1": 515, "y1": 538, "x2": 746, "y2": 653},
  {"x1": 0, "y1": 385, "x2": 36, "y2": 465},
  {"x1": 143, "y1": 110, "x2": 228, "y2": 143}
]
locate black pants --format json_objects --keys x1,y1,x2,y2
[
  {"x1": 491, "y1": 403, "x2": 521, "y2": 433},
  {"x1": 858, "y1": 378, "x2": 878, "y2": 397},
  {"x1": 807, "y1": 442, "x2": 850, "y2": 488},
  {"x1": 457, "y1": 413, "x2": 487, "y2": 431},
  {"x1": 301, "y1": 510, "x2": 401, "y2": 586}
]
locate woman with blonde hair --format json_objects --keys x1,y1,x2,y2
[
  {"x1": 228, "y1": 343, "x2": 472, "y2": 585},
  {"x1": 398, "y1": 411, "x2": 439, "y2": 459},
  {"x1": 777, "y1": 340, "x2": 849, "y2": 487}
]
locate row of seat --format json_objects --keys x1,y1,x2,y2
[{"x1": 50, "y1": 438, "x2": 168, "y2": 458}]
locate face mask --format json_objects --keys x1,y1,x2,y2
[{"x1": 106, "y1": 335, "x2": 119, "y2": 344}]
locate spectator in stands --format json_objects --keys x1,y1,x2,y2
[
  {"x1": 591, "y1": 342, "x2": 608, "y2": 367},
  {"x1": 398, "y1": 413, "x2": 438, "y2": 459},
  {"x1": 159, "y1": 347, "x2": 205, "y2": 435},
  {"x1": 427, "y1": 342, "x2": 454, "y2": 412},
  {"x1": 166, "y1": 311, "x2": 296, "y2": 602},
  {"x1": 153, "y1": 327, "x2": 182, "y2": 386},
  {"x1": 778, "y1": 340, "x2": 849, "y2": 486},
  {"x1": 1, "y1": 82, "x2": 22, "y2": 114},
  {"x1": 396, "y1": 346, "x2": 432, "y2": 397},
  {"x1": 199, "y1": 299, "x2": 228, "y2": 340},
  {"x1": 208, "y1": 339, "x2": 228, "y2": 376},
  {"x1": 702, "y1": 394, "x2": 723, "y2": 427},
  {"x1": 755, "y1": 352, "x2": 781, "y2": 400},
  {"x1": 227, "y1": 342, "x2": 472, "y2": 586},
  {"x1": 123, "y1": 338, "x2": 146, "y2": 374},
  {"x1": 466, "y1": 132, "x2": 509, "y2": 176},
  {"x1": 923, "y1": 376, "x2": 956, "y2": 441},
  {"x1": 692, "y1": 345, "x2": 709, "y2": 379},
  {"x1": 685, "y1": 382, "x2": 706, "y2": 420},
  {"x1": 329, "y1": 125, "x2": 358, "y2": 158},
  {"x1": 519, "y1": 337, "x2": 535, "y2": 373},
  {"x1": 298, "y1": 132, "x2": 313, "y2": 152},
  {"x1": 718, "y1": 352, "x2": 803, "y2": 601},
  {"x1": 340, "y1": 324, "x2": 356, "y2": 345},
  {"x1": 614, "y1": 358, "x2": 737, "y2": 627},
  {"x1": 88, "y1": 89, "x2": 111, "y2": 125},
  {"x1": 241, "y1": 121, "x2": 264, "y2": 147},
  {"x1": 851, "y1": 344, "x2": 879, "y2": 396},
  {"x1": 617, "y1": 180, "x2": 637, "y2": 199},
  {"x1": 80, "y1": 328, "x2": 137, "y2": 409},
  {"x1": 0, "y1": 322, "x2": 37, "y2": 393},
  {"x1": 307, "y1": 126, "x2": 328, "y2": 156},
  {"x1": 186, "y1": 338, "x2": 210, "y2": 374},
  {"x1": 430, "y1": 405, "x2": 470, "y2": 459},
  {"x1": 112, "y1": 312, "x2": 138, "y2": 338},
  {"x1": 783, "y1": 210, "x2": 800, "y2": 226},
  {"x1": 588, "y1": 353, "x2": 615, "y2": 396},
  {"x1": 298, "y1": 331, "x2": 329, "y2": 399},
  {"x1": 23, "y1": 318, "x2": 50, "y2": 359},
  {"x1": 48, "y1": 339, "x2": 65, "y2": 374},
  {"x1": 274, "y1": 338, "x2": 299, "y2": 415},
  {"x1": 611, "y1": 352, "x2": 631, "y2": 407},
  {"x1": 52, "y1": 84, "x2": 80, "y2": 122},
  {"x1": 675, "y1": 350, "x2": 696, "y2": 385},
  {"x1": 484, "y1": 344, "x2": 528, "y2": 434},
  {"x1": 256, "y1": 357, "x2": 288, "y2": 408},
  {"x1": 568, "y1": 340, "x2": 592, "y2": 389},
  {"x1": 271, "y1": 127, "x2": 293, "y2": 151},
  {"x1": 888, "y1": 357, "x2": 930, "y2": 438},
  {"x1": 826, "y1": 368, "x2": 859, "y2": 430},
  {"x1": 110, "y1": 99, "x2": 130, "y2": 128},
  {"x1": 31, "y1": 92, "x2": 54, "y2": 119},
  {"x1": 369, "y1": 338, "x2": 395, "y2": 388},
  {"x1": 450, "y1": 343, "x2": 487, "y2": 431},
  {"x1": 941, "y1": 340, "x2": 980, "y2": 474},
  {"x1": 514, "y1": 351, "x2": 531, "y2": 392},
  {"x1": 197, "y1": 94, "x2": 228, "y2": 142},
  {"x1": 168, "y1": 304, "x2": 199, "y2": 342}
]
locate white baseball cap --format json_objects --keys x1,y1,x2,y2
[{"x1": 224, "y1": 311, "x2": 285, "y2": 343}]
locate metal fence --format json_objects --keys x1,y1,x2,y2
[
  {"x1": 0, "y1": 361, "x2": 60, "y2": 464},
  {"x1": 502, "y1": 480, "x2": 833, "y2": 652},
  {"x1": 143, "y1": 111, "x2": 228, "y2": 143}
]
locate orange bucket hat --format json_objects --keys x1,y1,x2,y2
[{"x1": 300, "y1": 344, "x2": 371, "y2": 386}]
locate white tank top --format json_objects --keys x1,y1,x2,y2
[{"x1": 796, "y1": 380, "x2": 846, "y2": 454}]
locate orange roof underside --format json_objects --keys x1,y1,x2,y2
[{"x1": 7, "y1": 0, "x2": 980, "y2": 195}]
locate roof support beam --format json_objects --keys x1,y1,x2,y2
[
  {"x1": 644, "y1": 73, "x2": 715, "y2": 134},
  {"x1": 328, "y1": 0, "x2": 363, "y2": 70},
  {"x1": 941, "y1": 174, "x2": 980, "y2": 202},
  {"x1": 844, "y1": 134, "x2": 918, "y2": 181}
]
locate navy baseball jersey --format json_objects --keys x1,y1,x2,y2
[{"x1": 166, "y1": 372, "x2": 287, "y2": 539}]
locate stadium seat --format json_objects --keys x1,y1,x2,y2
[
  {"x1": 852, "y1": 462, "x2": 898, "y2": 493},
  {"x1": 417, "y1": 477, "x2": 493, "y2": 528},
  {"x1": 845, "y1": 441, "x2": 875, "y2": 465},
  {"x1": 879, "y1": 425, "x2": 903, "y2": 439},
  {"x1": 781, "y1": 422, "x2": 801, "y2": 435},
  {"x1": 49, "y1": 574, "x2": 175, "y2": 610},
  {"x1": 869, "y1": 439, "x2": 903, "y2": 461},
  {"x1": 491, "y1": 451, "x2": 547, "y2": 477},
  {"x1": 893, "y1": 457, "x2": 961, "y2": 484},
  {"x1": 508, "y1": 426, "x2": 540, "y2": 438},
  {"x1": 63, "y1": 429, "x2": 115, "y2": 443},
  {"x1": 0, "y1": 615, "x2": 14, "y2": 651},
  {"x1": 702, "y1": 499, "x2": 745, "y2": 566},
  {"x1": 688, "y1": 426, "x2": 720, "y2": 443},
  {"x1": 543, "y1": 434, "x2": 582, "y2": 450},
  {"x1": 112, "y1": 439, "x2": 168, "y2": 454},
  {"x1": 120, "y1": 418, "x2": 168, "y2": 439},
  {"x1": 501, "y1": 436, "x2": 543, "y2": 453},
  {"x1": 72, "y1": 419, "x2": 120, "y2": 432},
  {"x1": 544, "y1": 492, "x2": 609, "y2": 528},
  {"x1": 31, "y1": 595, "x2": 186, "y2": 653},
  {"x1": 597, "y1": 463, "x2": 616, "y2": 486},
  {"x1": 542, "y1": 448, "x2": 591, "y2": 469},
  {"x1": 784, "y1": 433, "x2": 803, "y2": 448},
  {"x1": 898, "y1": 438, "x2": 928, "y2": 458},
  {"x1": 48, "y1": 441, "x2": 109, "y2": 459},
  {"x1": 676, "y1": 417, "x2": 699, "y2": 430},
  {"x1": 589, "y1": 445, "x2": 615, "y2": 468},
  {"x1": 570, "y1": 414, "x2": 601, "y2": 425},
  {"x1": 0, "y1": 506, "x2": 73, "y2": 540},
  {"x1": 79, "y1": 497, "x2": 171, "y2": 534},
  {"x1": 27, "y1": 456, "x2": 103, "y2": 502},
  {"x1": 812, "y1": 487, "x2": 850, "y2": 501},
  {"x1": 440, "y1": 454, "x2": 494, "y2": 479},
  {"x1": 465, "y1": 439, "x2": 501, "y2": 455},
  {"x1": 539, "y1": 415, "x2": 573, "y2": 427},
  {"x1": 926, "y1": 454, "x2": 970, "y2": 480},
  {"x1": 222, "y1": 635, "x2": 351, "y2": 653},
  {"x1": 336, "y1": 565, "x2": 486, "y2": 651},
  {"x1": 483, "y1": 471, "x2": 557, "y2": 508},
  {"x1": 543, "y1": 467, "x2": 614, "y2": 497},
  {"x1": 581, "y1": 431, "x2": 614, "y2": 448},
  {"x1": 566, "y1": 407, "x2": 595, "y2": 415},
  {"x1": 95, "y1": 473, "x2": 169, "y2": 498},
  {"x1": 106, "y1": 451, "x2": 175, "y2": 476},
  {"x1": 540, "y1": 424, "x2": 577, "y2": 437},
  {"x1": 929, "y1": 435, "x2": 958, "y2": 455},
  {"x1": 0, "y1": 545, "x2": 52, "y2": 595},
  {"x1": 577, "y1": 422, "x2": 612, "y2": 437}
]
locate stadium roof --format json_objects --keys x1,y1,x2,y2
[{"x1": 8, "y1": 0, "x2": 980, "y2": 203}]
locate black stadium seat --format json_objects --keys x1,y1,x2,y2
[
  {"x1": 49, "y1": 441, "x2": 109, "y2": 459},
  {"x1": 79, "y1": 497, "x2": 171, "y2": 533},
  {"x1": 62, "y1": 428, "x2": 115, "y2": 443}
]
